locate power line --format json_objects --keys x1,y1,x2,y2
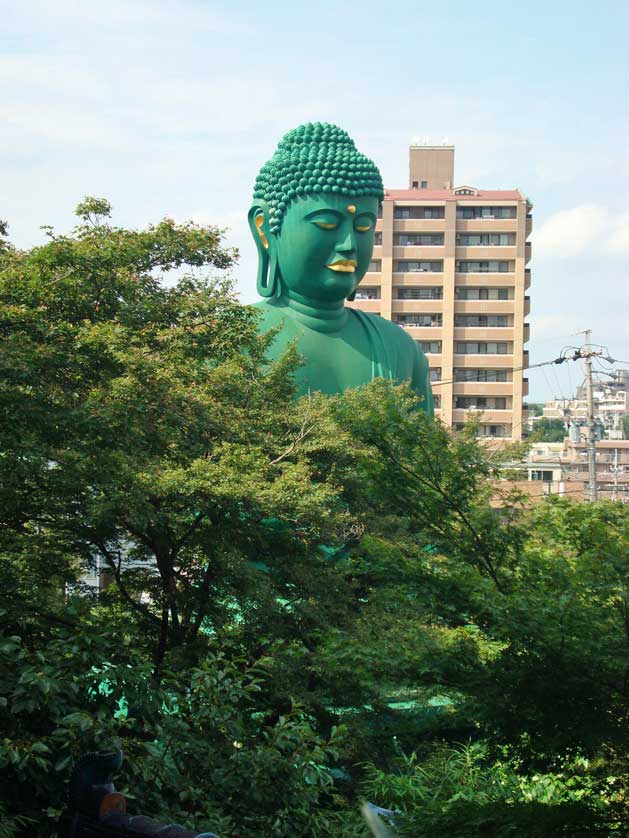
[
  {"x1": 601, "y1": 356, "x2": 629, "y2": 367},
  {"x1": 550, "y1": 361, "x2": 568, "y2": 401},
  {"x1": 439, "y1": 332, "x2": 628, "y2": 502},
  {"x1": 566, "y1": 356, "x2": 574, "y2": 399},
  {"x1": 541, "y1": 364, "x2": 556, "y2": 400},
  {"x1": 430, "y1": 353, "x2": 581, "y2": 389}
]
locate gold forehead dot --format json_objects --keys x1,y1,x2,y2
[{"x1": 347, "y1": 204, "x2": 356, "y2": 214}]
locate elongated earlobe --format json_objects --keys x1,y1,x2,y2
[
  {"x1": 248, "y1": 202, "x2": 278, "y2": 298},
  {"x1": 256, "y1": 244, "x2": 273, "y2": 297},
  {"x1": 266, "y1": 249, "x2": 280, "y2": 298}
]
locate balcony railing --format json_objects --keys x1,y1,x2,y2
[
  {"x1": 395, "y1": 316, "x2": 443, "y2": 328},
  {"x1": 455, "y1": 316, "x2": 510, "y2": 328},
  {"x1": 456, "y1": 261, "x2": 514, "y2": 273}
]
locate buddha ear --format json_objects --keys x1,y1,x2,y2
[{"x1": 248, "y1": 200, "x2": 279, "y2": 298}]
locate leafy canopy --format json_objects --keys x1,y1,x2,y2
[{"x1": 3, "y1": 201, "x2": 629, "y2": 836}]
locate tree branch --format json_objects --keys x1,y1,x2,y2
[
  {"x1": 270, "y1": 396, "x2": 315, "y2": 466},
  {"x1": 91, "y1": 539, "x2": 161, "y2": 627}
]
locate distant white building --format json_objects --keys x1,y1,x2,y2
[{"x1": 541, "y1": 370, "x2": 628, "y2": 441}]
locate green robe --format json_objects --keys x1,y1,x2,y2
[{"x1": 253, "y1": 300, "x2": 434, "y2": 416}]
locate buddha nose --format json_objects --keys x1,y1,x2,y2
[{"x1": 335, "y1": 232, "x2": 356, "y2": 255}]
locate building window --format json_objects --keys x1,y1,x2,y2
[
  {"x1": 374, "y1": 232, "x2": 383, "y2": 245},
  {"x1": 454, "y1": 315, "x2": 510, "y2": 327},
  {"x1": 412, "y1": 180, "x2": 419, "y2": 188},
  {"x1": 418, "y1": 341, "x2": 442, "y2": 354},
  {"x1": 456, "y1": 260, "x2": 512, "y2": 273},
  {"x1": 433, "y1": 395, "x2": 441, "y2": 408},
  {"x1": 395, "y1": 314, "x2": 443, "y2": 328},
  {"x1": 367, "y1": 260, "x2": 381, "y2": 272},
  {"x1": 454, "y1": 368, "x2": 510, "y2": 382},
  {"x1": 397, "y1": 287, "x2": 443, "y2": 300},
  {"x1": 421, "y1": 180, "x2": 428, "y2": 189},
  {"x1": 394, "y1": 206, "x2": 445, "y2": 219},
  {"x1": 456, "y1": 233, "x2": 516, "y2": 246},
  {"x1": 395, "y1": 260, "x2": 443, "y2": 273},
  {"x1": 454, "y1": 423, "x2": 511, "y2": 437},
  {"x1": 456, "y1": 206, "x2": 517, "y2": 219},
  {"x1": 354, "y1": 286, "x2": 381, "y2": 300},
  {"x1": 429, "y1": 367, "x2": 442, "y2": 381},
  {"x1": 456, "y1": 342, "x2": 510, "y2": 354},
  {"x1": 455, "y1": 287, "x2": 510, "y2": 300},
  {"x1": 478, "y1": 424, "x2": 511, "y2": 438},
  {"x1": 394, "y1": 233, "x2": 444, "y2": 246},
  {"x1": 531, "y1": 470, "x2": 554, "y2": 482},
  {"x1": 454, "y1": 396, "x2": 507, "y2": 410}
]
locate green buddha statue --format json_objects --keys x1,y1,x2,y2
[{"x1": 248, "y1": 122, "x2": 434, "y2": 415}]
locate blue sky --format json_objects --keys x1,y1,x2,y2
[{"x1": 2, "y1": 0, "x2": 629, "y2": 401}]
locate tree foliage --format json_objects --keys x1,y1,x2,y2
[
  {"x1": 2, "y1": 202, "x2": 629, "y2": 836},
  {"x1": 530, "y1": 417, "x2": 567, "y2": 442}
]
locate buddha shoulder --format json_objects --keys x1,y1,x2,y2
[{"x1": 348, "y1": 308, "x2": 419, "y2": 352}]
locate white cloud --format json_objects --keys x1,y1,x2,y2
[
  {"x1": 608, "y1": 212, "x2": 629, "y2": 253},
  {"x1": 531, "y1": 205, "x2": 629, "y2": 257},
  {"x1": 534, "y1": 204, "x2": 609, "y2": 257}
]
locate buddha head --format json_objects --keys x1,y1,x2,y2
[{"x1": 249, "y1": 123, "x2": 384, "y2": 304}]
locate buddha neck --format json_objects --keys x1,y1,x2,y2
[{"x1": 276, "y1": 289, "x2": 348, "y2": 334}]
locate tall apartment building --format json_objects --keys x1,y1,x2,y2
[{"x1": 349, "y1": 143, "x2": 532, "y2": 441}]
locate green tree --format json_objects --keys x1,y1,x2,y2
[
  {"x1": 0, "y1": 198, "x2": 357, "y2": 677},
  {"x1": 3, "y1": 200, "x2": 629, "y2": 837},
  {"x1": 531, "y1": 417, "x2": 566, "y2": 442},
  {"x1": 358, "y1": 498, "x2": 629, "y2": 835},
  {"x1": 0, "y1": 199, "x2": 370, "y2": 835}
]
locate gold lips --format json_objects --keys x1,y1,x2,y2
[{"x1": 327, "y1": 259, "x2": 357, "y2": 273}]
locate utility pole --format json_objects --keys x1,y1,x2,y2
[
  {"x1": 611, "y1": 447, "x2": 620, "y2": 503},
  {"x1": 583, "y1": 329, "x2": 598, "y2": 502}
]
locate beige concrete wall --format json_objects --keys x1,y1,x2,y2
[
  {"x1": 409, "y1": 146, "x2": 455, "y2": 189},
  {"x1": 510, "y1": 200, "x2": 528, "y2": 440},
  {"x1": 440, "y1": 201, "x2": 457, "y2": 426},
  {"x1": 380, "y1": 200, "x2": 394, "y2": 320}
]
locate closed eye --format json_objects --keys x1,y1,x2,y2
[
  {"x1": 312, "y1": 221, "x2": 338, "y2": 230},
  {"x1": 354, "y1": 214, "x2": 374, "y2": 232}
]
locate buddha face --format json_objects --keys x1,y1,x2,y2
[{"x1": 269, "y1": 194, "x2": 379, "y2": 303}]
